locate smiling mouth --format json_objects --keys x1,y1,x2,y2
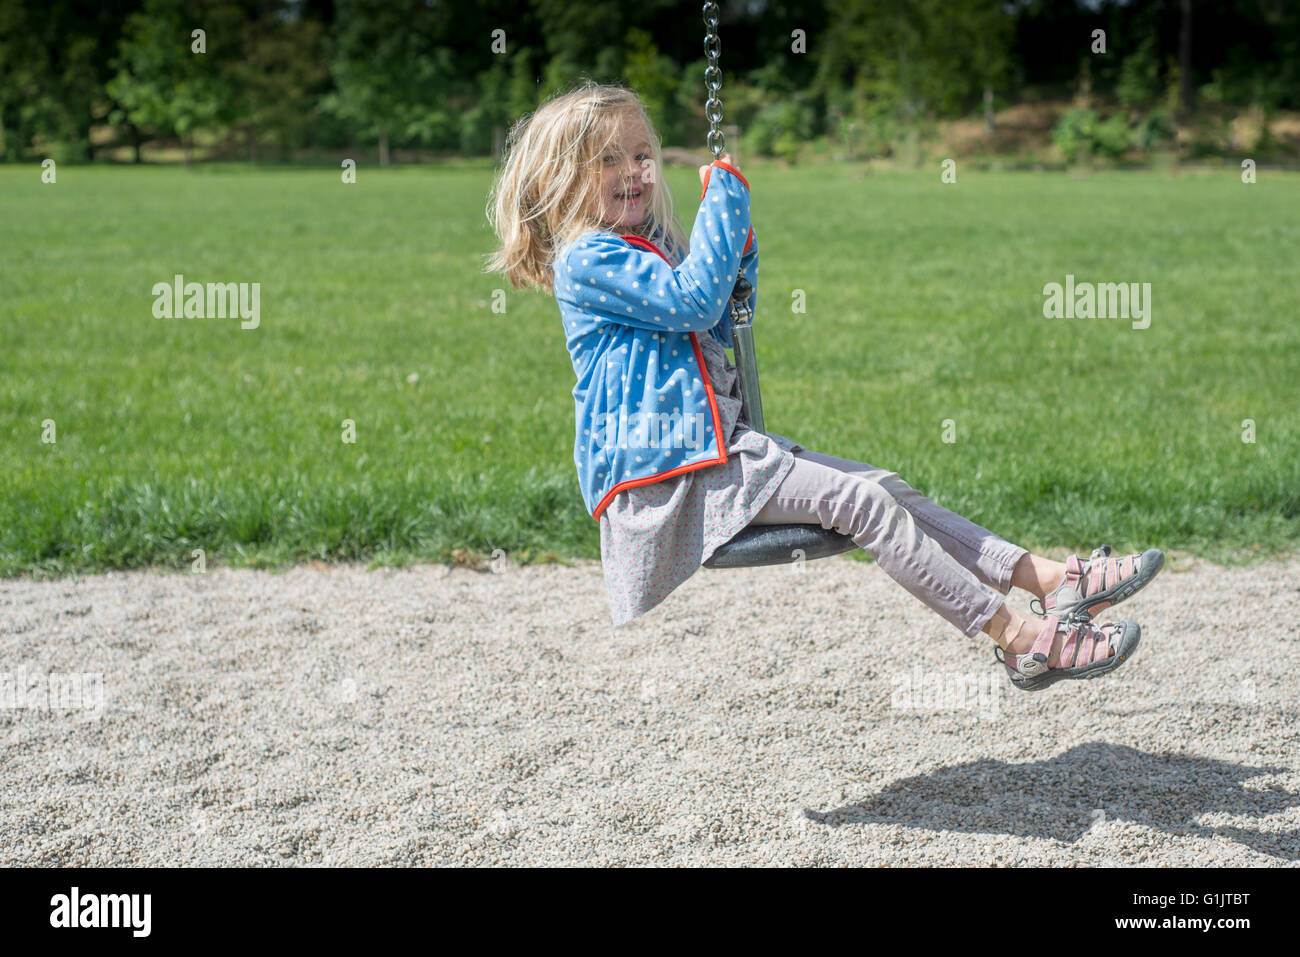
[{"x1": 614, "y1": 188, "x2": 643, "y2": 203}]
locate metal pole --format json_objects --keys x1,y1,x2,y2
[
  {"x1": 703, "y1": 2, "x2": 767, "y2": 437},
  {"x1": 726, "y1": 274, "x2": 765, "y2": 435}
]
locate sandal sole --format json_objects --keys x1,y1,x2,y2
[
  {"x1": 1055, "y1": 548, "x2": 1164, "y2": 622},
  {"x1": 1005, "y1": 620, "x2": 1141, "y2": 692}
]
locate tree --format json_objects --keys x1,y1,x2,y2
[
  {"x1": 0, "y1": 0, "x2": 137, "y2": 162},
  {"x1": 229, "y1": 7, "x2": 328, "y2": 162},
  {"x1": 108, "y1": 0, "x2": 240, "y2": 165},
  {"x1": 325, "y1": 0, "x2": 452, "y2": 166},
  {"x1": 622, "y1": 28, "x2": 677, "y2": 136},
  {"x1": 813, "y1": 0, "x2": 1014, "y2": 156}
]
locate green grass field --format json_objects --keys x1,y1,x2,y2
[{"x1": 2, "y1": 160, "x2": 1298, "y2": 576}]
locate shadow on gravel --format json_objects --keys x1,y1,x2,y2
[{"x1": 808, "y1": 743, "x2": 1299, "y2": 860}]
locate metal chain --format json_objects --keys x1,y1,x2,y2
[{"x1": 703, "y1": 2, "x2": 724, "y2": 156}]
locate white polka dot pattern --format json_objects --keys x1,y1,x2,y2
[{"x1": 550, "y1": 163, "x2": 760, "y2": 520}]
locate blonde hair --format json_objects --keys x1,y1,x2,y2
[{"x1": 485, "y1": 79, "x2": 690, "y2": 292}]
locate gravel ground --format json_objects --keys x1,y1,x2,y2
[{"x1": 1, "y1": 553, "x2": 1297, "y2": 866}]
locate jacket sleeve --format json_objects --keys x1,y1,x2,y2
[
  {"x1": 555, "y1": 160, "x2": 752, "y2": 336},
  {"x1": 712, "y1": 224, "x2": 759, "y2": 349}
]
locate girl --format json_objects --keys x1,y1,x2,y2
[{"x1": 486, "y1": 81, "x2": 1164, "y2": 691}]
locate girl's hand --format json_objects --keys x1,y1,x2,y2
[{"x1": 699, "y1": 152, "x2": 739, "y2": 186}]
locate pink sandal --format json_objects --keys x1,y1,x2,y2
[
  {"x1": 994, "y1": 615, "x2": 1141, "y2": 692},
  {"x1": 1031, "y1": 545, "x2": 1164, "y2": 622}
]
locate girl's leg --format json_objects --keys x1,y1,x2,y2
[
  {"x1": 748, "y1": 448, "x2": 1119, "y2": 666},
  {"x1": 749, "y1": 451, "x2": 1006, "y2": 638},
  {"x1": 1008, "y1": 552, "x2": 1069, "y2": 598},
  {"x1": 756, "y1": 448, "x2": 1065, "y2": 597}
]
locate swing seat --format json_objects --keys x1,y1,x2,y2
[{"x1": 703, "y1": 523, "x2": 856, "y2": 569}]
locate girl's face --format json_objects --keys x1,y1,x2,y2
[{"x1": 594, "y1": 114, "x2": 655, "y2": 231}]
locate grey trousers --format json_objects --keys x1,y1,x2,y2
[{"x1": 749, "y1": 448, "x2": 1027, "y2": 637}]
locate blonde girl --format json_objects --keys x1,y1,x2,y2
[{"x1": 486, "y1": 81, "x2": 1163, "y2": 691}]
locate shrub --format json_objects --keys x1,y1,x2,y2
[
  {"x1": 746, "y1": 98, "x2": 815, "y2": 163},
  {"x1": 1093, "y1": 113, "x2": 1133, "y2": 158},
  {"x1": 1053, "y1": 108, "x2": 1130, "y2": 163},
  {"x1": 1132, "y1": 107, "x2": 1176, "y2": 152}
]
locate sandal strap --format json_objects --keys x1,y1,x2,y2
[
  {"x1": 1039, "y1": 545, "x2": 1146, "y2": 617},
  {"x1": 1039, "y1": 555, "x2": 1085, "y2": 614},
  {"x1": 1104, "y1": 554, "x2": 1120, "y2": 591},
  {"x1": 1081, "y1": 620, "x2": 1122, "y2": 664},
  {"x1": 1076, "y1": 623, "x2": 1098, "y2": 664},
  {"x1": 1083, "y1": 549, "x2": 1111, "y2": 596},
  {"x1": 1084, "y1": 545, "x2": 1146, "y2": 599},
  {"x1": 998, "y1": 618, "x2": 1123, "y2": 678},
  {"x1": 1031, "y1": 616, "x2": 1058, "y2": 659},
  {"x1": 995, "y1": 618, "x2": 1058, "y2": 677},
  {"x1": 1059, "y1": 622, "x2": 1081, "y2": 668}
]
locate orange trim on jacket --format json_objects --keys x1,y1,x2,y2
[
  {"x1": 699, "y1": 159, "x2": 750, "y2": 195},
  {"x1": 589, "y1": 234, "x2": 730, "y2": 522}
]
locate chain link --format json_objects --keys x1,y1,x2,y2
[{"x1": 702, "y1": 2, "x2": 724, "y2": 156}]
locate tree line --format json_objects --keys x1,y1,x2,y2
[{"x1": 2, "y1": 0, "x2": 1296, "y2": 165}]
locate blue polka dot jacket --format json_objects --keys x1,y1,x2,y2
[{"x1": 552, "y1": 160, "x2": 757, "y2": 521}]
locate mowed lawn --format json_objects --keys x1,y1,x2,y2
[{"x1": 1, "y1": 161, "x2": 1298, "y2": 576}]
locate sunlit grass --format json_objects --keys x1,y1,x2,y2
[{"x1": 1, "y1": 161, "x2": 1297, "y2": 575}]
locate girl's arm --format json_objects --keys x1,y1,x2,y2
[{"x1": 555, "y1": 162, "x2": 751, "y2": 335}]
